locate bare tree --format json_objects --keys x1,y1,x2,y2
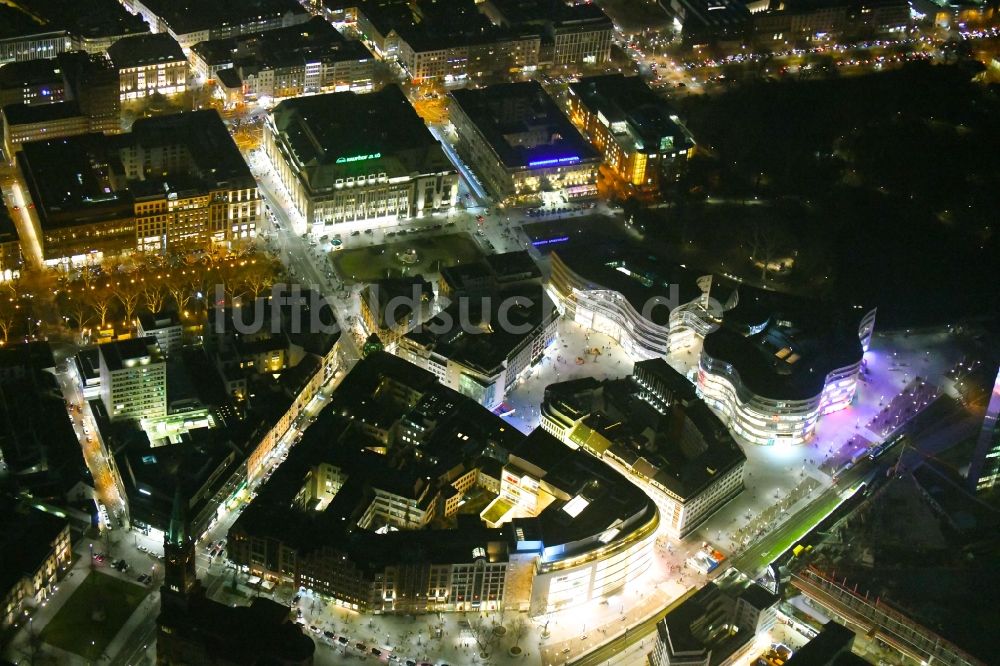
[
  {"x1": 142, "y1": 280, "x2": 168, "y2": 314},
  {"x1": 747, "y1": 222, "x2": 787, "y2": 283},
  {"x1": 470, "y1": 616, "x2": 495, "y2": 658},
  {"x1": 113, "y1": 279, "x2": 143, "y2": 327},
  {"x1": 87, "y1": 286, "x2": 115, "y2": 329},
  {"x1": 0, "y1": 296, "x2": 18, "y2": 343},
  {"x1": 166, "y1": 274, "x2": 195, "y2": 314},
  {"x1": 509, "y1": 616, "x2": 528, "y2": 651}
]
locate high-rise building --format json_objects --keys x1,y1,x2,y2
[
  {"x1": 98, "y1": 337, "x2": 167, "y2": 422},
  {"x1": 968, "y1": 367, "x2": 1000, "y2": 494}
]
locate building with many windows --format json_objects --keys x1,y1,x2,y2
[
  {"x1": 397, "y1": 284, "x2": 558, "y2": 411},
  {"x1": 541, "y1": 359, "x2": 745, "y2": 538},
  {"x1": 228, "y1": 351, "x2": 658, "y2": 616},
  {"x1": 481, "y1": 0, "x2": 614, "y2": 68},
  {"x1": 967, "y1": 367, "x2": 1000, "y2": 494},
  {"x1": 547, "y1": 247, "x2": 724, "y2": 362},
  {"x1": 189, "y1": 17, "x2": 375, "y2": 102},
  {"x1": 16, "y1": 109, "x2": 260, "y2": 264},
  {"x1": 99, "y1": 337, "x2": 167, "y2": 422},
  {"x1": 567, "y1": 75, "x2": 695, "y2": 199},
  {"x1": 264, "y1": 85, "x2": 458, "y2": 231},
  {"x1": 0, "y1": 499, "x2": 73, "y2": 632},
  {"x1": 650, "y1": 581, "x2": 778, "y2": 666},
  {"x1": 449, "y1": 81, "x2": 599, "y2": 202},
  {"x1": 698, "y1": 288, "x2": 877, "y2": 446},
  {"x1": 106, "y1": 33, "x2": 187, "y2": 101},
  {"x1": 127, "y1": 0, "x2": 310, "y2": 49}
]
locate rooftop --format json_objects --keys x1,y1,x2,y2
[
  {"x1": 132, "y1": 0, "x2": 307, "y2": 37},
  {"x1": 551, "y1": 246, "x2": 713, "y2": 326},
  {"x1": 544, "y1": 369, "x2": 745, "y2": 501},
  {"x1": 98, "y1": 337, "x2": 164, "y2": 372},
  {"x1": 701, "y1": 286, "x2": 872, "y2": 400},
  {"x1": 0, "y1": 498, "x2": 68, "y2": 598},
  {"x1": 569, "y1": 74, "x2": 694, "y2": 155},
  {"x1": 17, "y1": 110, "x2": 253, "y2": 230},
  {"x1": 2, "y1": 100, "x2": 84, "y2": 126},
  {"x1": 0, "y1": 59, "x2": 61, "y2": 90},
  {"x1": 0, "y1": 0, "x2": 148, "y2": 41},
  {"x1": 450, "y1": 81, "x2": 599, "y2": 170},
  {"x1": 362, "y1": 276, "x2": 433, "y2": 331},
  {"x1": 107, "y1": 33, "x2": 186, "y2": 69},
  {"x1": 404, "y1": 284, "x2": 556, "y2": 376},
  {"x1": 268, "y1": 85, "x2": 453, "y2": 191},
  {"x1": 190, "y1": 16, "x2": 371, "y2": 72}
]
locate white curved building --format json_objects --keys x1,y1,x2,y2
[
  {"x1": 698, "y1": 289, "x2": 876, "y2": 446},
  {"x1": 547, "y1": 249, "x2": 723, "y2": 361}
]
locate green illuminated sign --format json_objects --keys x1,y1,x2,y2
[{"x1": 336, "y1": 152, "x2": 381, "y2": 164}]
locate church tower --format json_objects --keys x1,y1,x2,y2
[{"x1": 161, "y1": 487, "x2": 202, "y2": 603}]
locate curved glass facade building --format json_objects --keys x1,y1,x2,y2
[
  {"x1": 698, "y1": 289, "x2": 876, "y2": 446},
  {"x1": 548, "y1": 249, "x2": 722, "y2": 361}
]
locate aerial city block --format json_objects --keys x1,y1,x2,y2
[{"x1": 0, "y1": 0, "x2": 998, "y2": 664}]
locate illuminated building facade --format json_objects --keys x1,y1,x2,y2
[
  {"x1": 16, "y1": 110, "x2": 259, "y2": 264},
  {"x1": 229, "y1": 352, "x2": 658, "y2": 616},
  {"x1": 968, "y1": 367, "x2": 1000, "y2": 494},
  {"x1": 547, "y1": 249, "x2": 722, "y2": 362},
  {"x1": 128, "y1": 0, "x2": 310, "y2": 49},
  {"x1": 264, "y1": 86, "x2": 458, "y2": 231},
  {"x1": 698, "y1": 289, "x2": 877, "y2": 446},
  {"x1": 448, "y1": 82, "x2": 599, "y2": 201},
  {"x1": 106, "y1": 33, "x2": 187, "y2": 101},
  {"x1": 542, "y1": 359, "x2": 746, "y2": 539},
  {"x1": 189, "y1": 17, "x2": 375, "y2": 102},
  {"x1": 99, "y1": 337, "x2": 167, "y2": 422},
  {"x1": 567, "y1": 75, "x2": 695, "y2": 198},
  {"x1": 0, "y1": 501, "x2": 73, "y2": 632},
  {"x1": 397, "y1": 284, "x2": 558, "y2": 411}
]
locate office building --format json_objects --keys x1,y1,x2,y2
[
  {"x1": 137, "y1": 310, "x2": 183, "y2": 358},
  {"x1": 449, "y1": 81, "x2": 599, "y2": 202},
  {"x1": 968, "y1": 367, "x2": 1000, "y2": 494},
  {"x1": 0, "y1": 499, "x2": 73, "y2": 632},
  {"x1": 0, "y1": 51, "x2": 121, "y2": 141},
  {"x1": 264, "y1": 85, "x2": 458, "y2": 231},
  {"x1": 698, "y1": 288, "x2": 877, "y2": 446},
  {"x1": 567, "y1": 75, "x2": 695, "y2": 198},
  {"x1": 547, "y1": 247, "x2": 724, "y2": 361},
  {"x1": 0, "y1": 59, "x2": 65, "y2": 109},
  {"x1": 481, "y1": 0, "x2": 614, "y2": 67},
  {"x1": 99, "y1": 337, "x2": 167, "y2": 422},
  {"x1": 326, "y1": 0, "x2": 539, "y2": 83},
  {"x1": 227, "y1": 352, "x2": 659, "y2": 616},
  {"x1": 650, "y1": 581, "x2": 778, "y2": 666},
  {"x1": 189, "y1": 17, "x2": 374, "y2": 102},
  {"x1": 106, "y1": 33, "x2": 187, "y2": 101},
  {"x1": 753, "y1": 0, "x2": 910, "y2": 43},
  {"x1": 397, "y1": 284, "x2": 558, "y2": 411},
  {"x1": 16, "y1": 109, "x2": 260, "y2": 263},
  {"x1": 0, "y1": 0, "x2": 148, "y2": 65},
  {"x1": 542, "y1": 359, "x2": 745, "y2": 538},
  {"x1": 2, "y1": 102, "x2": 91, "y2": 156},
  {"x1": 128, "y1": 0, "x2": 310, "y2": 49}
]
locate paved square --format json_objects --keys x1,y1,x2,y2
[{"x1": 331, "y1": 233, "x2": 483, "y2": 284}]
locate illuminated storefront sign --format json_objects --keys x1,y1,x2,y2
[
  {"x1": 528, "y1": 156, "x2": 581, "y2": 168},
  {"x1": 336, "y1": 152, "x2": 382, "y2": 164}
]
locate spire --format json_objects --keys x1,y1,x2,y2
[{"x1": 167, "y1": 486, "x2": 188, "y2": 548}]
